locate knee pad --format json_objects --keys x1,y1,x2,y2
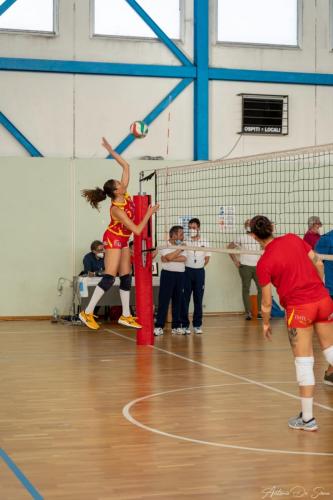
[
  {"x1": 119, "y1": 274, "x2": 132, "y2": 291},
  {"x1": 98, "y1": 274, "x2": 115, "y2": 292},
  {"x1": 323, "y1": 345, "x2": 333, "y2": 365},
  {"x1": 295, "y1": 357, "x2": 315, "y2": 386}
]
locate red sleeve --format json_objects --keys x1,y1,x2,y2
[
  {"x1": 256, "y1": 257, "x2": 271, "y2": 287},
  {"x1": 302, "y1": 238, "x2": 312, "y2": 253}
]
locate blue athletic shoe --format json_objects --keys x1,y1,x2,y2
[{"x1": 288, "y1": 412, "x2": 318, "y2": 431}]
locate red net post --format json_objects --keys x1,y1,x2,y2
[{"x1": 133, "y1": 194, "x2": 154, "y2": 345}]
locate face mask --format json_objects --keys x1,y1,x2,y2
[
  {"x1": 319, "y1": 227, "x2": 324, "y2": 235},
  {"x1": 189, "y1": 229, "x2": 198, "y2": 237},
  {"x1": 175, "y1": 239, "x2": 183, "y2": 245},
  {"x1": 96, "y1": 252, "x2": 104, "y2": 258}
]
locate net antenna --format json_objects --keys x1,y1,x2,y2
[{"x1": 141, "y1": 143, "x2": 333, "y2": 260}]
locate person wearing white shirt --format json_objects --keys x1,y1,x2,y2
[
  {"x1": 154, "y1": 226, "x2": 187, "y2": 336},
  {"x1": 228, "y1": 219, "x2": 262, "y2": 320},
  {"x1": 181, "y1": 218, "x2": 211, "y2": 334}
]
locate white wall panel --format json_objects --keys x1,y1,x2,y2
[
  {"x1": 0, "y1": 157, "x2": 241, "y2": 316},
  {"x1": 0, "y1": 72, "x2": 74, "y2": 157},
  {"x1": 0, "y1": 158, "x2": 72, "y2": 316},
  {"x1": 210, "y1": 81, "x2": 317, "y2": 159},
  {"x1": 0, "y1": 0, "x2": 333, "y2": 160},
  {"x1": 0, "y1": 127, "x2": 28, "y2": 156},
  {"x1": 314, "y1": 86, "x2": 333, "y2": 144},
  {"x1": 74, "y1": 75, "x2": 193, "y2": 159}
]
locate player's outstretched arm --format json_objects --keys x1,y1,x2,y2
[
  {"x1": 111, "y1": 204, "x2": 159, "y2": 236},
  {"x1": 101, "y1": 137, "x2": 129, "y2": 189}
]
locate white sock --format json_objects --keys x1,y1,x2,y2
[
  {"x1": 301, "y1": 397, "x2": 313, "y2": 422},
  {"x1": 120, "y1": 289, "x2": 131, "y2": 317},
  {"x1": 85, "y1": 286, "x2": 104, "y2": 314}
]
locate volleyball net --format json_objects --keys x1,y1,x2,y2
[{"x1": 140, "y1": 143, "x2": 333, "y2": 258}]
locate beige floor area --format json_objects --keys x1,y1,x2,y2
[{"x1": 0, "y1": 317, "x2": 332, "y2": 500}]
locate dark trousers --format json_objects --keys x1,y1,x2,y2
[
  {"x1": 155, "y1": 270, "x2": 185, "y2": 329},
  {"x1": 181, "y1": 267, "x2": 205, "y2": 328}
]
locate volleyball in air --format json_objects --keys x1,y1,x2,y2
[{"x1": 130, "y1": 121, "x2": 148, "y2": 138}]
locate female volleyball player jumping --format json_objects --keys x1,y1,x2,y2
[
  {"x1": 79, "y1": 137, "x2": 159, "y2": 331},
  {"x1": 250, "y1": 215, "x2": 333, "y2": 431}
]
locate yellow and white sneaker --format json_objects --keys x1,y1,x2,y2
[
  {"x1": 79, "y1": 311, "x2": 100, "y2": 330},
  {"x1": 118, "y1": 315, "x2": 142, "y2": 329}
]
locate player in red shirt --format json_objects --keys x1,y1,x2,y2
[
  {"x1": 79, "y1": 137, "x2": 159, "y2": 330},
  {"x1": 250, "y1": 215, "x2": 333, "y2": 431}
]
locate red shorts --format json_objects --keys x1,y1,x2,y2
[
  {"x1": 286, "y1": 296, "x2": 333, "y2": 329},
  {"x1": 103, "y1": 229, "x2": 130, "y2": 250}
]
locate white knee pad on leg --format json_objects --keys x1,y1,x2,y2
[
  {"x1": 295, "y1": 357, "x2": 315, "y2": 386},
  {"x1": 323, "y1": 345, "x2": 333, "y2": 365}
]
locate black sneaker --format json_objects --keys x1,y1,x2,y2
[
  {"x1": 324, "y1": 370, "x2": 333, "y2": 386},
  {"x1": 245, "y1": 313, "x2": 252, "y2": 320}
]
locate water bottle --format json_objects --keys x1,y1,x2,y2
[
  {"x1": 79, "y1": 278, "x2": 88, "y2": 297},
  {"x1": 51, "y1": 307, "x2": 59, "y2": 323}
]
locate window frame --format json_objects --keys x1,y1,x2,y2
[
  {"x1": 0, "y1": 0, "x2": 58, "y2": 36},
  {"x1": 90, "y1": 0, "x2": 184, "y2": 43},
  {"x1": 215, "y1": 0, "x2": 302, "y2": 49}
]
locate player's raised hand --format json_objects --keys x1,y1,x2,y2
[{"x1": 101, "y1": 137, "x2": 114, "y2": 155}]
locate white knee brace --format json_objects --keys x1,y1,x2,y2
[
  {"x1": 323, "y1": 345, "x2": 333, "y2": 365},
  {"x1": 295, "y1": 357, "x2": 315, "y2": 386}
]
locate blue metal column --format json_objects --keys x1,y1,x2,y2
[{"x1": 193, "y1": 0, "x2": 209, "y2": 160}]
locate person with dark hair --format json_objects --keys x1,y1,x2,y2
[
  {"x1": 303, "y1": 215, "x2": 323, "y2": 249},
  {"x1": 82, "y1": 240, "x2": 105, "y2": 276},
  {"x1": 251, "y1": 215, "x2": 333, "y2": 431},
  {"x1": 181, "y1": 218, "x2": 211, "y2": 334},
  {"x1": 228, "y1": 219, "x2": 262, "y2": 320},
  {"x1": 154, "y1": 225, "x2": 187, "y2": 336},
  {"x1": 79, "y1": 137, "x2": 159, "y2": 330}
]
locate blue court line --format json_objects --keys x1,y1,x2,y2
[
  {"x1": 0, "y1": 0, "x2": 17, "y2": 16},
  {"x1": 0, "y1": 448, "x2": 44, "y2": 499}
]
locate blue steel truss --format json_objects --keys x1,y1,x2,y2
[
  {"x1": 0, "y1": 111, "x2": 42, "y2": 157},
  {"x1": 0, "y1": 0, "x2": 17, "y2": 16},
  {"x1": 1, "y1": 0, "x2": 333, "y2": 159}
]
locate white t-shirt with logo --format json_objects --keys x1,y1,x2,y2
[
  {"x1": 185, "y1": 238, "x2": 211, "y2": 269},
  {"x1": 234, "y1": 233, "x2": 261, "y2": 266},
  {"x1": 159, "y1": 244, "x2": 187, "y2": 272}
]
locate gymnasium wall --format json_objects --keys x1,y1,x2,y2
[
  {"x1": 1, "y1": 0, "x2": 333, "y2": 316},
  {"x1": 1, "y1": 0, "x2": 333, "y2": 159},
  {"x1": 0, "y1": 157, "x2": 242, "y2": 316}
]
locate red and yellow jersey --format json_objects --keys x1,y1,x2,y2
[{"x1": 107, "y1": 192, "x2": 134, "y2": 238}]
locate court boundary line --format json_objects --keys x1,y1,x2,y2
[
  {"x1": 122, "y1": 384, "x2": 333, "y2": 457},
  {"x1": 0, "y1": 448, "x2": 43, "y2": 499},
  {"x1": 106, "y1": 328, "x2": 333, "y2": 456},
  {"x1": 106, "y1": 329, "x2": 333, "y2": 413}
]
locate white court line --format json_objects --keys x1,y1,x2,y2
[
  {"x1": 123, "y1": 384, "x2": 333, "y2": 457},
  {"x1": 106, "y1": 329, "x2": 333, "y2": 412}
]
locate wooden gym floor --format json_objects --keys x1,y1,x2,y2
[{"x1": 0, "y1": 317, "x2": 332, "y2": 500}]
